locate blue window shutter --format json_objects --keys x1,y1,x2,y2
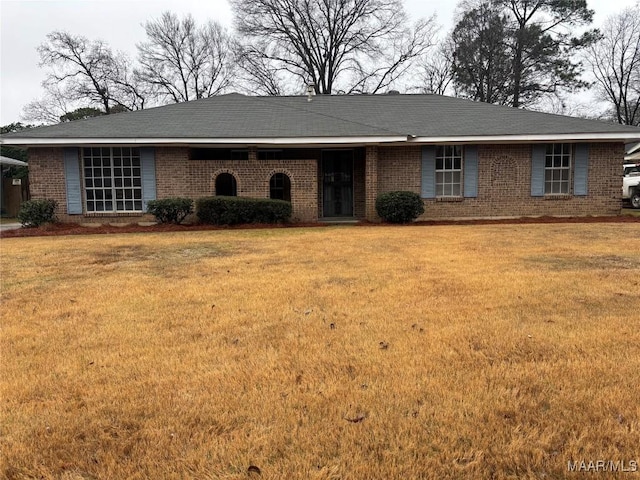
[
  {"x1": 463, "y1": 145, "x2": 478, "y2": 198},
  {"x1": 140, "y1": 147, "x2": 157, "y2": 211},
  {"x1": 531, "y1": 144, "x2": 546, "y2": 197},
  {"x1": 573, "y1": 143, "x2": 589, "y2": 196},
  {"x1": 63, "y1": 147, "x2": 82, "y2": 214},
  {"x1": 421, "y1": 145, "x2": 436, "y2": 198}
]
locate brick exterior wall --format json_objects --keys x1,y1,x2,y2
[
  {"x1": 365, "y1": 145, "x2": 379, "y2": 221},
  {"x1": 376, "y1": 143, "x2": 624, "y2": 220},
  {"x1": 28, "y1": 147, "x2": 69, "y2": 215},
  {"x1": 156, "y1": 147, "x2": 318, "y2": 222},
  {"x1": 27, "y1": 142, "x2": 624, "y2": 223},
  {"x1": 28, "y1": 146, "x2": 319, "y2": 223}
]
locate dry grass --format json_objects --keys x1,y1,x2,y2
[{"x1": 1, "y1": 224, "x2": 639, "y2": 479}]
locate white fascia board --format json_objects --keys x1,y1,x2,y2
[
  {"x1": 0, "y1": 136, "x2": 408, "y2": 146},
  {"x1": 3, "y1": 132, "x2": 640, "y2": 146},
  {"x1": 408, "y1": 133, "x2": 640, "y2": 144}
]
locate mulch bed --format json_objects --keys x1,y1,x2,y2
[{"x1": 1, "y1": 215, "x2": 638, "y2": 238}]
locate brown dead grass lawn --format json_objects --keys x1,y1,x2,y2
[{"x1": 1, "y1": 224, "x2": 639, "y2": 479}]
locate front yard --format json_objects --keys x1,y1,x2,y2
[{"x1": 1, "y1": 224, "x2": 639, "y2": 479}]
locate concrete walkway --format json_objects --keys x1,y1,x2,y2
[{"x1": 0, "y1": 222, "x2": 21, "y2": 231}]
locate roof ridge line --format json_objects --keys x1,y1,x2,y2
[{"x1": 249, "y1": 95, "x2": 406, "y2": 137}]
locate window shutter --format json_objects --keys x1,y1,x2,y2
[
  {"x1": 63, "y1": 147, "x2": 82, "y2": 214},
  {"x1": 421, "y1": 145, "x2": 436, "y2": 199},
  {"x1": 573, "y1": 143, "x2": 589, "y2": 196},
  {"x1": 463, "y1": 145, "x2": 478, "y2": 198},
  {"x1": 140, "y1": 147, "x2": 157, "y2": 211},
  {"x1": 531, "y1": 144, "x2": 546, "y2": 197}
]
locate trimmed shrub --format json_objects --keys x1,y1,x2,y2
[
  {"x1": 196, "y1": 196, "x2": 292, "y2": 225},
  {"x1": 17, "y1": 199, "x2": 57, "y2": 227},
  {"x1": 146, "y1": 198, "x2": 193, "y2": 224},
  {"x1": 375, "y1": 191, "x2": 425, "y2": 224}
]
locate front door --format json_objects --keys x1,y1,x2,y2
[{"x1": 322, "y1": 150, "x2": 354, "y2": 217}]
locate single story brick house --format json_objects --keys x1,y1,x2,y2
[{"x1": 2, "y1": 93, "x2": 640, "y2": 222}]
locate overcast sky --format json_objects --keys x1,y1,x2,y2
[{"x1": 0, "y1": 0, "x2": 637, "y2": 125}]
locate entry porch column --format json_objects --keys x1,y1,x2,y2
[{"x1": 365, "y1": 145, "x2": 379, "y2": 222}]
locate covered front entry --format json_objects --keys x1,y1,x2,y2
[{"x1": 322, "y1": 149, "x2": 354, "y2": 217}]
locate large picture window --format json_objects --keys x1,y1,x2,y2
[
  {"x1": 545, "y1": 144, "x2": 571, "y2": 194},
  {"x1": 83, "y1": 147, "x2": 142, "y2": 212},
  {"x1": 436, "y1": 145, "x2": 463, "y2": 197}
]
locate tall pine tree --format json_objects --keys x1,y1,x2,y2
[
  {"x1": 452, "y1": 0, "x2": 596, "y2": 108},
  {"x1": 452, "y1": 3, "x2": 513, "y2": 104}
]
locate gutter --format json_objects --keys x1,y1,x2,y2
[
  {"x1": 406, "y1": 133, "x2": 640, "y2": 144},
  {"x1": 2, "y1": 132, "x2": 639, "y2": 147},
  {"x1": 0, "y1": 136, "x2": 409, "y2": 147}
]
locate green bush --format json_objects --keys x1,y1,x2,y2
[
  {"x1": 196, "y1": 196, "x2": 292, "y2": 225},
  {"x1": 146, "y1": 198, "x2": 193, "y2": 224},
  {"x1": 17, "y1": 199, "x2": 57, "y2": 227},
  {"x1": 375, "y1": 191, "x2": 425, "y2": 224}
]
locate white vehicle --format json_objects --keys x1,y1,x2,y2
[{"x1": 622, "y1": 163, "x2": 640, "y2": 209}]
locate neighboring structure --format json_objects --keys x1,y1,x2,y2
[
  {"x1": 0, "y1": 155, "x2": 28, "y2": 217},
  {"x1": 626, "y1": 143, "x2": 640, "y2": 162},
  {"x1": 1, "y1": 93, "x2": 640, "y2": 222}
]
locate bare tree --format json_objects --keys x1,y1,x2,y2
[
  {"x1": 235, "y1": 46, "x2": 286, "y2": 95},
  {"x1": 23, "y1": 81, "x2": 74, "y2": 124},
  {"x1": 584, "y1": 4, "x2": 640, "y2": 126},
  {"x1": 416, "y1": 40, "x2": 454, "y2": 95},
  {"x1": 35, "y1": 31, "x2": 144, "y2": 114},
  {"x1": 136, "y1": 12, "x2": 236, "y2": 103},
  {"x1": 231, "y1": 0, "x2": 438, "y2": 95}
]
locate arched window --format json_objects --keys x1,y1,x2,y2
[
  {"x1": 270, "y1": 173, "x2": 291, "y2": 202},
  {"x1": 215, "y1": 173, "x2": 237, "y2": 196}
]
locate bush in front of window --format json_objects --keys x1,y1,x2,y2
[
  {"x1": 17, "y1": 199, "x2": 58, "y2": 228},
  {"x1": 196, "y1": 197, "x2": 292, "y2": 225},
  {"x1": 375, "y1": 191, "x2": 425, "y2": 224},
  {"x1": 146, "y1": 198, "x2": 194, "y2": 224}
]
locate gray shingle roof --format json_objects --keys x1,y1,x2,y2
[{"x1": 2, "y1": 93, "x2": 640, "y2": 144}]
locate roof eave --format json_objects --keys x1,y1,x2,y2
[
  {"x1": 2, "y1": 132, "x2": 639, "y2": 147},
  {"x1": 408, "y1": 133, "x2": 640, "y2": 144},
  {"x1": 0, "y1": 136, "x2": 408, "y2": 147}
]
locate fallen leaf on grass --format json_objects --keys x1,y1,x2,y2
[
  {"x1": 344, "y1": 413, "x2": 367, "y2": 423},
  {"x1": 248, "y1": 465, "x2": 261, "y2": 476}
]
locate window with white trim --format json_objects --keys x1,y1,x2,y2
[
  {"x1": 545, "y1": 144, "x2": 571, "y2": 194},
  {"x1": 436, "y1": 145, "x2": 463, "y2": 197},
  {"x1": 83, "y1": 147, "x2": 142, "y2": 212}
]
